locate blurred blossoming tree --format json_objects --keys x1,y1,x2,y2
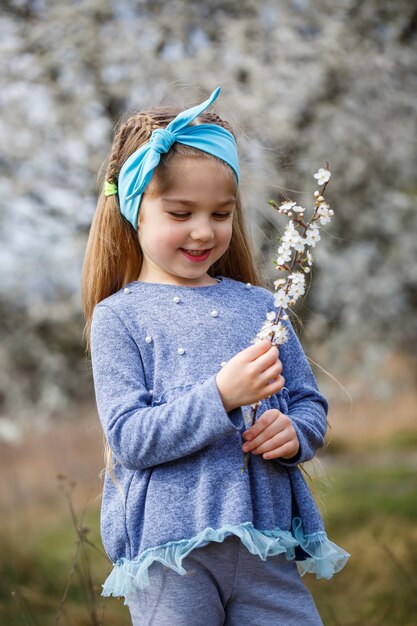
[{"x1": 0, "y1": 0, "x2": 416, "y2": 435}]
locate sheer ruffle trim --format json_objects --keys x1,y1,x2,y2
[
  {"x1": 102, "y1": 518, "x2": 350, "y2": 598},
  {"x1": 291, "y1": 518, "x2": 350, "y2": 580}
]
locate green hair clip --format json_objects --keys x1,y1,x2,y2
[{"x1": 104, "y1": 180, "x2": 118, "y2": 196}]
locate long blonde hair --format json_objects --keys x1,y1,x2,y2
[{"x1": 81, "y1": 100, "x2": 267, "y2": 478}]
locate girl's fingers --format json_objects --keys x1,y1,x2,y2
[
  {"x1": 252, "y1": 431, "x2": 291, "y2": 454},
  {"x1": 244, "y1": 430, "x2": 289, "y2": 455},
  {"x1": 243, "y1": 409, "x2": 285, "y2": 442},
  {"x1": 241, "y1": 410, "x2": 299, "y2": 458},
  {"x1": 262, "y1": 440, "x2": 300, "y2": 460},
  {"x1": 251, "y1": 346, "x2": 280, "y2": 373},
  {"x1": 243, "y1": 429, "x2": 299, "y2": 459},
  {"x1": 259, "y1": 360, "x2": 283, "y2": 386},
  {"x1": 262, "y1": 374, "x2": 285, "y2": 396},
  {"x1": 243, "y1": 339, "x2": 274, "y2": 361}
]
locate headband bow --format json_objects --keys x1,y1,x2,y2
[{"x1": 113, "y1": 86, "x2": 240, "y2": 229}]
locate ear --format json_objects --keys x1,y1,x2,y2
[{"x1": 137, "y1": 210, "x2": 142, "y2": 230}]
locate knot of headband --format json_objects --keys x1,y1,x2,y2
[
  {"x1": 105, "y1": 86, "x2": 240, "y2": 229},
  {"x1": 148, "y1": 128, "x2": 177, "y2": 153}
]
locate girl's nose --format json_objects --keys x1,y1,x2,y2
[{"x1": 190, "y1": 221, "x2": 215, "y2": 241}]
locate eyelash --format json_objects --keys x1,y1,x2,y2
[{"x1": 168, "y1": 212, "x2": 233, "y2": 220}]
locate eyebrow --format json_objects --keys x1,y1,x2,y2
[{"x1": 161, "y1": 198, "x2": 236, "y2": 207}]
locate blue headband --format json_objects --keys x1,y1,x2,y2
[{"x1": 114, "y1": 86, "x2": 240, "y2": 229}]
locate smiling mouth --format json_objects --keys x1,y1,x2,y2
[
  {"x1": 181, "y1": 248, "x2": 212, "y2": 256},
  {"x1": 180, "y1": 248, "x2": 213, "y2": 262}
]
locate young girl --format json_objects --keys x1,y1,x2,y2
[{"x1": 82, "y1": 86, "x2": 349, "y2": 625}]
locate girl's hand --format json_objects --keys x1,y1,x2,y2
[
  {"x1": 216, "y1": 339, "x2": 285, "y2": 412},
  {"x1": 241, "y1": 409, "x2": 300, "y2": 461}
]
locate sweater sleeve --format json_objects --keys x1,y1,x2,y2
[
  {"x1": 90, "y1": 303, "x2": 244, "y2": 470},
  {"x1": 273, "y1": 308, "x2": 329, "y2": 466}
]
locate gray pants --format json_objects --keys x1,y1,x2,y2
[{"x1": 125, "y1": 534, "x2": 323, "y2": 626}]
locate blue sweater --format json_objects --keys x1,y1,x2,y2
[{"x1": 90, "y1": 275, "x2": 349, "y2": 598}]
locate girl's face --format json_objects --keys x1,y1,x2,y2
[{"x1": 136, "y1": 157, "x2": 237, "y2": 287}]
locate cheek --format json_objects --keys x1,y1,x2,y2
[
  {"x1": 219, "y1": 221, "x2": 233, "y2": 243},
  {"x1": 162, "y1": 222, "x2": 186, "y2": 243},
  {"x1": 148, "y1": 223, "x2": 186, "y2": 252},
  {"x1": 146, "y1": 219, "x2": 179, "y2": 240}
]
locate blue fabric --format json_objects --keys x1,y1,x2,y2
[
  {"x1": 125, "y1": 533, "x2": 324, "y2": 625},
  {"x1": 103, "y1": 519, "x2": 349, "y2": 600},
  {"x1": 90, "y1": 277, "x2": 350, "y2": 598},
  {"x1": 117, "y1": 86, "x2": 240, "y2": 229},
  {"x1": 104, "y1": 523, "x2": 298, "y2": 597}
]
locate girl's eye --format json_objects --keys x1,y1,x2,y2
[
  {"x1": 213, "y1": 212, "x2": 233, "y2": 219},
  {"x1": 168, "y1": 212, "x2": 233, "y2": 219}
]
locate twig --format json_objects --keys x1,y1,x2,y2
[
  {"x1": 326, "y1": 603, "x2": 343, "y2": 626},
  {"x1": 241, "y1": 164, "x2": 333, "y2": 471},
  {"x1": 54, "y1": 529, "x2": 83, "y2": 626},
  {"x1": 55, "y1": 474, "x2": 107, "y2": 626},
  {"x1": 378, "y1": 539, "x2": 417, "y2": 598},
  {"x1": 10, "y1": 589, "x2": 38, "y2": 626}
]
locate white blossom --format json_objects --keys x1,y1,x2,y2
[
  {"x1": 304, "y1": 225, "x2": 321, "y2": 247},
  {"x1": 288, "y1": 271, "x2": 306, "y2": 299},
  {"x1": 278, "y1": 201, "x2": 297, "y2": 214},
  {"x1": 254, "y1": 329, "x2": 270, "y2": 341},
  {"x1": 271, "y1": 322, "x2": 289, "y2": 345},
  {"x1": 274, "y1": 289, "x2": 291, "y2": 308},
  {"x1": 277, "y1": 242, "x2": 292, "y2": 254},
  {"x1": 288, "y1": 271, "x2": 305, "y2": 286},
  {"x1": 274, "y1": 278, "x2": 286, "y2": 290},
  {"x1": 277, "y1": 223, "x2": 302, "y2": 258},
  {"x1": 317, "y1": 202, "x2": 333, "y2": 225},
  {"x1": 254, "y1": 319, "x2": 274, "y2": 341},
  {"x1": 254, "y1": 318, "x2": 290, "y2": 346},
  {"x1": 313, "y1": 168, "x2": 331, "y2": 186},
  {"x1": 293, "y1": 234, "x2": 306, "y2": 252},
  {"x1": 282, "y1": 220, "x2": 298, "y2": 241},
  {"x1": 288, "y1": 282, "x2": 305, "y2": 299},
  {"x1": 276, "y1": 247, "x2": 292, "y2": 265},
  {"x1": 318, "y1": 213, "x2": 331, "y2": 226}
]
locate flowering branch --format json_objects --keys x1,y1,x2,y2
[{"x1": 241, "y1": 164, "x2": 333, "y2": 472}]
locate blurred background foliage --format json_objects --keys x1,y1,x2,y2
[{"x1": 1, "y1": 0, "x2": 416, "y2": 624}]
